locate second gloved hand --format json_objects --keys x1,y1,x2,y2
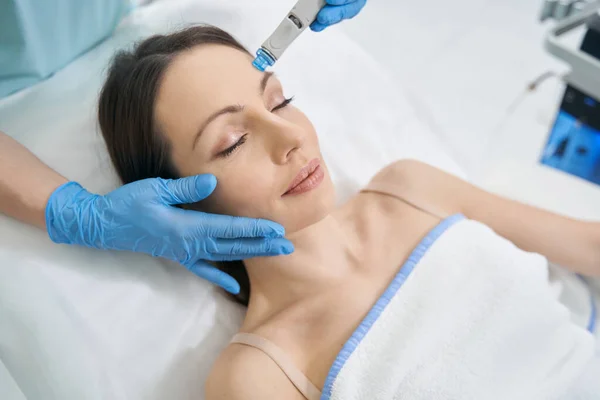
[
  {"x1": 311, "y1": 0, "x2": 367, "y2": 32},
  {"x1": 45, "y1": 174, "x2": 294, "y2": 294}
]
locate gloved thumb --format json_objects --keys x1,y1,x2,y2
[{"x1": 159, "y1": 174, "x2": 217, "y2": 205}]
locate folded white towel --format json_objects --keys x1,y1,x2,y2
[{"x1": 322, "y1": 216, "x2": 596, "y2": 400}]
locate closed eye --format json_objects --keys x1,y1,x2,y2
[
  {"x1": 217, "y1": 96, "x2": 295, "y2": 159},
  {"x1": 218, "y1": 134, "x2": 248, "y2": 158},
  {"x1": 272, "y1": 96, "x2": 294, "y2": 112}
]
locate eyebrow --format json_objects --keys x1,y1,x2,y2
[{"x1": 192, "y1": 72, "x2": 275, "y2": 148}]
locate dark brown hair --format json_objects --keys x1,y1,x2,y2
[{"x1": 98, "y1": 25, "x2": 251, "y2": 305}]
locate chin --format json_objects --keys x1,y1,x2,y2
[
  {"x1": 281, "y1": 179, "x2": 336, "y2": 234},
  {"x1": 285, "y1": 205, "x2": 331, "y2": 233}
]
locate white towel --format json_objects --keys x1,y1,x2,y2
[{"x1": 321, "y1": 215, "x2": 597, "y2": 400}]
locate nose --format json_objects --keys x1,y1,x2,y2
[{"x1": 253, "y1": 111, "x2": 306, "y2": 165}]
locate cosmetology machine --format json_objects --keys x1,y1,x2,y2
[{"x1": 539, "y1": 1, "x2": 600, "y2": 185}]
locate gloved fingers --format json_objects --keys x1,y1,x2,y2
[
  {"x1": 188, "y1": 260, "x2": 241, "y2": 294},
  {"x1": 325, "y1": 0, "x2": 362, "y2": 5},
  {"x1": 202, "y1": 214, "x2": 285, "y2": 239},
  {"x1": 158, "y1": 174, "x2": 217, "y2": 205},
  {"x1": 314, "y1": 1, "x2": 365, "y2": 26},
  {"x1": 310, "y1": 21, "x2": 328, "y2": 32},
  {"x1": 206, "y1": 237, "x2": 294, "y2": 261}
]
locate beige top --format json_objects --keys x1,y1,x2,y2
[{"x1": 230, "y1": 333, "x2": 322, "y2": 400}]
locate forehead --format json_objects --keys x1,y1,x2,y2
[{"x1": 157, "y1": 45, "x2": 259, "y2": 109}]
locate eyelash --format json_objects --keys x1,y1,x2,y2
[
  {"x1": 272, "y1": 96, "x2": 294, "y2": 112},
  {"x1": 219, "y1": 134, "x2": 247, "y2": 158},
  {"x1": 218, "y1": 96, "x2": 295, "y2": 158}
]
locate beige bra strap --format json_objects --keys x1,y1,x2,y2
[
  {"x1": 230, "y1": 333, "x2": 322, "y2": 400},
  {"x1": 362, "y1": 180, "x2": 448, "y2": 220}
]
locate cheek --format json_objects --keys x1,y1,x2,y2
[{"x1": 203, "y1": 166, "x2": 277, "y2": 218}]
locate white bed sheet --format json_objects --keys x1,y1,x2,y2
[{"x1": 0, "y1": 1, "x2": 465, "y2": 399}]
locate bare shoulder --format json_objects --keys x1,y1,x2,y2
[
  {"x1": 368, "y1": 159, "x2": 472, "y2": 215},
  {"x1": 371, "y1": 159, "x2": 453, "y2": 186},
  {"x1": 372, "y1": 158, "x2": 428, "y2": 176},
  {"x1": 205, "y1": 343, "x2": 305, "y2": 400}
]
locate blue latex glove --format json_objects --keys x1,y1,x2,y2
[
  {"x1": 45, "y1": 175, "x2": 294, "y2": 294},
  {"x1": 310, "y1": 0, "x2": 367, "y2": 32}
]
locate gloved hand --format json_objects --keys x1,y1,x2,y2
[
  {"x1": 45, "y1": 174, "x2": 293, "y2": 294},
  {"x1": 310, "y1": 0, "x2": 367, "y2": 32}
]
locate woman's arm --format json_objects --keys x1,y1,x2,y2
[
  {"x1": 0, "y1": 131, "x2": 68, "y2": 229},
  {"x1": 387, "y1": 160, "x2": 600, "y2": 276}
]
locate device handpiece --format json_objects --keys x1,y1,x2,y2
[{"x1": 253, "y1": 0, "x2": 326, "y2": 71}]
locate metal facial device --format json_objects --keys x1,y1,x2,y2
[{"x1": 252, "y1": 0, "x2": 326, "y2": 71}]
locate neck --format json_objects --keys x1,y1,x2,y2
[{"x1": 244, "y1": 215, "x2": 360, "y2": 321}]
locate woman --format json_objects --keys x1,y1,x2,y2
[{"x1": 98, "y1": 26, "x2": 600, "y2": 399}]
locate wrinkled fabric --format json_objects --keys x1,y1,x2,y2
[{"x1": 0, "y1": 0, "x2": 127, "y2": 98}]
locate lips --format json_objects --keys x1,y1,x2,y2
[{"x1": 283, "y1": 158, "x2": 324, "y2": 196}]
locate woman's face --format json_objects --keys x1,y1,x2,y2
[{"x1": 155, "y1": 44, "x2": 336, "y2": 233}]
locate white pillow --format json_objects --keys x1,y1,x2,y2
[{"x1": 0, "y1": 1, "x2": 465, "y2": 399}]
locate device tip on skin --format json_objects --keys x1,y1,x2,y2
[{"x1": 252, "y1": 48, "x2": 276, "y2": 71}]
